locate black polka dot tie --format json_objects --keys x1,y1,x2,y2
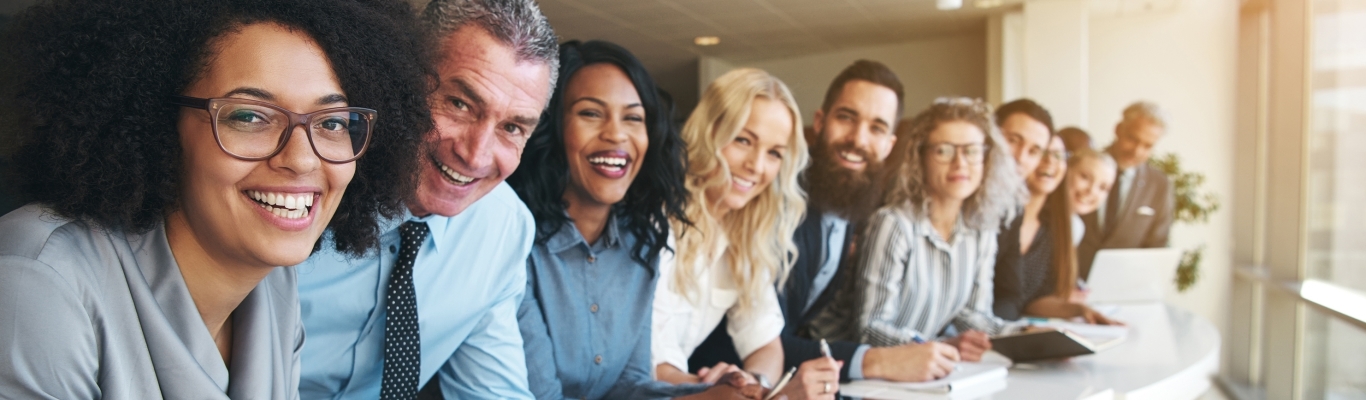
[{"x1": 381, "y1": 221, "x2": 428, "y2": 400}]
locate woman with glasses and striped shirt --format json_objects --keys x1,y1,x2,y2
[{"x1": 810, "y1": 98, "x2": 1026, "y2": 369}]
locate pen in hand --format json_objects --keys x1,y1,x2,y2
[{"x1": 763, "y1": 366, "x2": 798, "y2": 400}]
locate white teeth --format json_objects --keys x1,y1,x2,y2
[
  {"x1": 588, "y1": 156, "x2": 628, "y2": 167},
  {"x1": 734, "y1": 177, "x2": 756, "y2": 188},
  {"x1": 247, "y1": 190, "x2": 314, "y2": 219},
  {"x1": 438, "y1": 162, "x2": 475, "y2": 184},
  {"x1": 839, "y1": 151, "x2": 865, "y2": 163}
]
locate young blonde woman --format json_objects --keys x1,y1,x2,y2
[
  {"x1": 1067, "y1": 147, "x2": 1119, "y2": 293},
  {"x1": 651, "y1": 68, "x2": 841, "y2": 399}
]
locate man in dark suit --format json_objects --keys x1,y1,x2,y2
[
  {"x1": 1077, "y1": 101, "x2": 1176, "y2": 279},
  {"x1": 689, "y1": 60, "x2": 961, "y2": 384}
]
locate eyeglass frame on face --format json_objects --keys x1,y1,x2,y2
[
  {"x1": 168, "y1": 95, "x2": 377, "y2": 164},
  {"x1": 921, "y1": 142, "x2": 991, "y2": 164},
  {"x1": 1044, "y1": 148, "x2": 1071, "y2": 164}
]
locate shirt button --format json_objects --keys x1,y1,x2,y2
[
  {"x1": 389, "y1": 245, "x2": 397, "y2": 254},
  {"x1": 590, "y1": 304, "x2": 599, "y2": 313},
  {"x1": 587, "y1": 255, "x2": 596, "y2": 263},
  {"x1": 594, "y1": 355, "x2": 603, "y2": 364}
]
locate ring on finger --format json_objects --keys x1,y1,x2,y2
[{"x1": 823, "y1": 381, "x2": 832, "y2": 394}]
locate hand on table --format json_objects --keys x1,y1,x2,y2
[
  {"x1": 691, "y1": 372, "x2": 767, "y2": 400},
  {"x1": 1078, "y1": 306, "x2": 1125, "y2": 326},
  {"x1": 1069, "y1": 287, "x2": 1090, "y2": 303},
  {"x1": 698, "y1": 362, "x2": 748, "y2": 385},
  {"x1": 863, "y1": 342, "x2": 961, "y2": 382},
  {"x1": 942, "y1": 330, "x2": 991, "y2": 361}
]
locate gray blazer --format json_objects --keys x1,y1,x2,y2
[
  {"x1": 0, "y1": 204, "x2": 303, "y2": 399},
  {"x1": 1077, "y1": 163, "x2": 1176, "y2": 279}
]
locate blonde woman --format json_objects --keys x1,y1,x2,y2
[{"x1": 652, "y1": 68, "x2": 841, "y2": 399}]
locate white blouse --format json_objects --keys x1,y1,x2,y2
[{"x1": 650, "y1": 235, "x2": 785, "y2": 374}]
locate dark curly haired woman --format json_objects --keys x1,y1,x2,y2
[
  {"x1": 0, "y1": 0, "x2": 430, "y2": 398},
  {"x1": 506, "y1": 40, "x2": 734, "y2": 399}
]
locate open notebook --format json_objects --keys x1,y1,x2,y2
[
  {"x1": 990, "y1": 326, "x2": 1127, "y2": 363},
  {"x1": 840, "y1": 361, "x2": 1008, "y2": 398}
]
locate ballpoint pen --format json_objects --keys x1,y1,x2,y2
[{"x1": 763, "y1": 366, "x2": 798, "y2": 400}]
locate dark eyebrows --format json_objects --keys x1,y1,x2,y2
[
  {"x1": 568, "y1": 97, "x2": 643, "y2": 110},
  {"x1": 835, "y1": 106, "x2": 890, "y2": 128},
  {"x1": 569, "y1": 97, "x2": 607, "y2": 108},
  {"x1": 316, "y1": 93, "x2": 348, "y2": 106},
  {"x1": 222, "y1": 87, "x2": 347, "y2": 106},
  {"x1": 224, "y1": 87, "x2": 274, "y2": 101}
]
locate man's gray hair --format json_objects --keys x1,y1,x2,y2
[
  {"x1": 1120, "y1": 101, "x2": 1167, "y2": 129},
  {"x1": 423, "y1": 0, "x2": 561, "y2": 93}
]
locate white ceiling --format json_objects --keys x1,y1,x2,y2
[{"x1": 533, "y1": 0, "x2": 1014, "y2": 113}]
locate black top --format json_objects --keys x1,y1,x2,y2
[
  {"x1": 687, "y1": 202, "x2": 863, "y2": 382},
  {"x1": 992, "y1": 214, "x2": 1057, "y2": 321}
]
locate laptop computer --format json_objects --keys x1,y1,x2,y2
[{"x1": 1085, "y1": 248, "x2": 1183, "y2": 304}]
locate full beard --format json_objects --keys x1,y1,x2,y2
[{"x1": 804, "y1": 142, "x2": 884, "y2": 224}]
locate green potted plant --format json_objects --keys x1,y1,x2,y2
[{"x1": 1148, "y1": 153, "x2": 1220, "y2": 292}]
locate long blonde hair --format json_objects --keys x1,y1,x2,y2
[{"x1": 672, "y1": 68, "x2": 809, "y2": 313}]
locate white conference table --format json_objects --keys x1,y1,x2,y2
[{"x1": 842, "y1": 303, "x2": 1221, "y2": 400}]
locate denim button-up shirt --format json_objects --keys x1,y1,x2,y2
[{"x1": 518, "y1": 214, "x2": 706, "y2": 400}]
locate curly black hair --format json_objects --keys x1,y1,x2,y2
[
  {"x1": 507, "y1": 40, "x2": 689, "y2": 266},
  {"x1": 0, "y1": 0, "x2": 433, "y2": 256}
]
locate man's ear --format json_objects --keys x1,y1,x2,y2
[{"x1": 812, "y1": 108, "x2": 826, "y2": 137}]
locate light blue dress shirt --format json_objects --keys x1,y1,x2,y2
[
  {"x1": 297, "y1": 183, "x2": 535, "y2": 399},
  {"x1": 519, "y1": 214, "x2": 708, "y2": 400}
]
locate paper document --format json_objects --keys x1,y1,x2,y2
[{"x1": 841, "y1": 362, "x2": 1007, "y2": 393}]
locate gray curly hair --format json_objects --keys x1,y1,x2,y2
[
  {"x1": 881, "y1": 97, "x2": 1026, "y2": 231},
  {"x1": 422, "y1": 0, "x2": 560, "y2": 95}
]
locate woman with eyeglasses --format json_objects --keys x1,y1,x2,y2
[
  {"x1": 0, "y1": 0, "x2": 428, "y2": 397},
  {"x1": 992, "y1": 134, "x2": 1122, "y2": 325},
  {"x1": 810, "y1": 99, "x2": 1026, "y2": 374}
]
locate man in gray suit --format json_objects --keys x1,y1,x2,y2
[{"x1": 1077, "y1": 101, "x2": 1176, "y2": 279}]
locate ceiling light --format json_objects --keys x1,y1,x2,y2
[
  {"x1": 974, "y1": 0, "x2": 1003, "y2": 8},
  {"x1": 694, "y1": 36, "x2": 720, "y2": 46},
  {"x1": 936, "y1": 0, "x2": 963, "y2": 10}
]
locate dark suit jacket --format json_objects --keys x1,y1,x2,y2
[
  {"x1": 1077, "y1": 163, "x2": 1175, "y2": 279},
  {"x1": 687, "y1": 203, "x2": 863, "y2": 381}
]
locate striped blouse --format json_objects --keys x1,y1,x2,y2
[{"x1": 809, "y1": 204, "x2": 1022, "y2": 346}]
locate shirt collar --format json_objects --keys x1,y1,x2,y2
[
  {"x1": 546, "y1": 211, "x2": 622, "y2": 254},
  {"x1": 913, "y1": 211, "x2": 963, "y2": 251},
  {"x1": 384, "y1": 208, "x2": 449, "y2": 253}
]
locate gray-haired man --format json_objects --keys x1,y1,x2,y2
[
  {"x1": 296, "y1": 0, "x2": 558, "y2": 398},
  {"x1": 1077, "y1": 101, "x2": 1176, "y2": 279}
]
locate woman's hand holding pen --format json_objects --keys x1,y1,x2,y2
[{"x1": 862, "y1": 342, "x2": 960, "y2": 382}]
